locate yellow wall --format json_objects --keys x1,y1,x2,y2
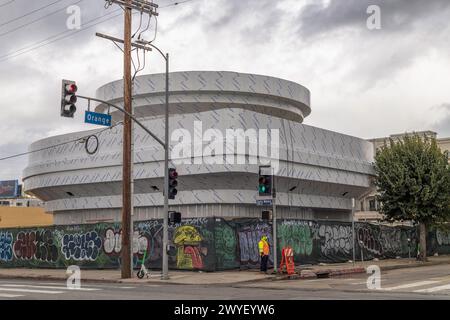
[{"x1": 0, "y1": 207, "x2": 53, "y2": 228}]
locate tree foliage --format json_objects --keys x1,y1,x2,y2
[{"x1": 374, "y1": 134, "x2": 450, "y2": 224}]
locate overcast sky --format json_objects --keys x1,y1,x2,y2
[{"x1": 0, "y1": 0, "x2": 449, "y2": 181}]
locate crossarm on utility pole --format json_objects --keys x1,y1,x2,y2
[{"x1": 77, "y1": 95, "x2": 165, "y2": 148}]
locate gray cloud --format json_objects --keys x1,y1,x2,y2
[
  {"x1": 294, "y1": 0, "x2": 450, "y2": 88},
  {"x1": 430, "y1": 103, "x2": 450, "y2": 137},
  {"x1": 0, "y1": 0, "x2": 450, "y2": 182},
  {"x1": 297, "y1": 0, "x2": 450, "y2": 39}
]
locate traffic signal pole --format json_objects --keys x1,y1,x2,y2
[
  {"x1": 272, "y1": 167, "x2": 277, "y2": 274},
  {"x1": 162, "y1": 53, "x2": 170, "y2": 280}
]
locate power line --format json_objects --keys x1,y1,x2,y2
[
  {"x1": 0, "y1": 0, "x2": 84, "y2": 39},
  {"x1": 0, "y1": 122, "x2": 124, "y2": 162},
  {"x1": 0, "y1": 0, "x2": 198, "y2": 62},
  {"x1": 0, "y1": 0, "x2": 15, "y2": 9},
  {"x1": 0, "y1": 9, "x2": 123, "y2": 62},
  {"x1": 159, "y1": 0, "x2": 198, "y2": 9},
  {"x1": 0, "y1": 0, "x2": 66, "y2": 28}
]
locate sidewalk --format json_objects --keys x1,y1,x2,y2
[
  {"x1": 281, "y1": 255, "x2": 450, "y2": 280},
  {"x1": 0, "y1": 255, "x2": 449, "y2": 285}
]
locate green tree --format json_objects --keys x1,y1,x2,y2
[{"x1": 374, "y1": 134, "x2": 450, "y2": 261}]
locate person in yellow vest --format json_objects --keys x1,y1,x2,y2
[{"x1": 258, "y1": 235, "x2": 270, "y2": 273}]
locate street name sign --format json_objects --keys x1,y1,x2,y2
[
  {"x1": 256, "y1": 199, "x2": 273, "y2": 206},
  {"x1": 85, "y1": 111, "x2": 112, "y2": 127}
]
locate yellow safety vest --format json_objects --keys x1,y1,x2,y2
[{"x1": 258, "y1": 239, "x2": 270, "y2": 255}]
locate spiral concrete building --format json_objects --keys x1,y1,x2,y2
[{"x1": 23, "y1": 71, "x2": 375, "y2": 225}]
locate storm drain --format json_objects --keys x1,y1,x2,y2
[{"x1": 315, "y1": 271, "x2": 330, "y2": 278}]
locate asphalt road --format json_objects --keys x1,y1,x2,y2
[{"x1": 0, "y1": 264, "x2": 449, "y2": 300}]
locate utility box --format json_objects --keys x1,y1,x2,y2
[
  {"x1": 169, "y1": 211, "x2": 181, "y2": 224},
  {"x1": 262, "y1": 210, "x2": 272, "y2": 220}
]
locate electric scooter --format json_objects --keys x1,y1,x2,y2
[{"x1": 137, "y1": 250, "x2": 151, "y2": 279}]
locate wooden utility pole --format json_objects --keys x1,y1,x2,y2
[
  {"x1": 121, "y1": 0, "x2": 133, "y2": 279},
  {"x1": 100, "y1": 0, "x2": 160, "y2": 280}
]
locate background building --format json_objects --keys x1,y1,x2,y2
[
  {"x1": 0, "y1": 179, "x2": 49, "y2": 228},
  {"x1": 356, "y1": 131, "x2": 450, "y2": 223},
  {"x1": 23, "y1": 71, "x2": 375, "y2": 225}
]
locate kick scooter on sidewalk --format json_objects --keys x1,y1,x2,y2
[{"x1": 137, "y1": 251, "x2": 155, "y2": 279}]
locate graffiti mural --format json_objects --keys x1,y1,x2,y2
[
  {"x1": 214, "y1": 221, "x2": 239, "y2": 270},
  {"x1": 278, "y1": 221, "x2": 314, "y2": 257},
  {"x1": 436, "y1": 229, "x2": 450, "y2": 246},
  {"x1": 355, "y1": 223, "x2": 417, "y2": 260},
  {"x1": 103, "y1": 228, "x2": 149, "y2": 257},
  {"x1": 0, "y1": 218, "x2": 447, "y2": 271},
  {"x1": 61, "y1": 231, "x2": 102, "y2": 261},
  {"x1": 236, "y1": 221, "x2": 272, "y2": 267},
  {"x1": 0, "y1": 232, "x2": 13, "y2": 262},
  {"x1": 13, "y1": 230, "x2": 58, "y2": 262},
  {"x1": 173, "y1": 225, "x2": 205, "y2": 269},
  {"x1": 318, "y1": 224, "x2": 352, "y2": 259}
]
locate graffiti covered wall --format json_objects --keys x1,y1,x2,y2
[{"x1": 0, "y1": 218, "x2": 447, "y2": 271}]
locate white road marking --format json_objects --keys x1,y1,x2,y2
[
  {"x1": 0, "y1": 287, "x2": 63, "y2": 294},
  {"x1": 351, "y1": 280, "x2": 386, "y2": 285},
  {"x1": 413, "y1": 284, "x2": 450, "y2": 293},
  {"x1": 1, "y1": 284, "x2": 100, "y2": 291},
  {"x1": 0, "y1": 293, "x2": 24, "y2": 298},
  {"x1": 381, "y1": 281, "x2": 439, "y2": 291},
  {"x1": 36, "y1": 282, "x2": 136, "y2": 289}
]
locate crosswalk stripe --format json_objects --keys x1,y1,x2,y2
[
  {"x1": 0, "y1": 293, "x2": 24, "y2": 298},
  {"x1": 35, "y1": 282, "x2": 136, "y2": 289},
  {"x1": 0, "y1": 287, "x2": 63, "y2": 294},
  {"x1": 0, "y1": 284, "x2": 100, "y2": 291},
  {"x1": 351, "y1": 280, "x2": 386, "y2": 285},
  {"x1": 381, "y1": 281, "x2": 439, "y2": 291},
  {"x1": 413, "y1": 284, "x2": 450, "y2": 293}
]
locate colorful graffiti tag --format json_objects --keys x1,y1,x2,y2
[
  {"x1": 61, "y1": 231, "x2": 102, "y2": 261},
  {"x1": 214, "y1": 221, "x2": 239, "y2": 270},
  {"x1": 13, "y1": 230, "x2": 58, "y2": 262},
  {"x1": 236, "y1": 221, "x2": 273, "y2": 267},
  {"x1": 278, "y1": 220, "x2": 314, "y2": 257},
  {"x1": 0, "y1": 232, "x2": 13, "y2": 262},
  {"x1": 173, "y1": 225, "x2": 205, "y2": 269}
]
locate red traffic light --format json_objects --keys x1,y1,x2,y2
[
  {"x1": 169, "y1": 169, "x2": 178, "y2": 179},
  {"x1": 65, "y1": 83, "x2": 78, "y2": 94}
]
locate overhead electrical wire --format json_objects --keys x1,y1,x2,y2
[
  {"x1": 0, "y1": 0, "x2": 200, "y2": 162},
  {"x1": 0, "y1": 0, "x2": 66, "y2": 28},
  {"x1": 159, "y1": 0, "x2": 197, "y2": 9},
  {"x1": 0, "y1": 8, "x2": 123, "y2": 62},
  {"x1": 0, "y1": 122, "x2": 124, "y2": 162},
  {"x1": 0, "y1": 0, "x2": 15, "y2": 9},
  {"x1": 0, "y1": 0, "x2": 84, "y2": 39},
  {"x1": 0, "y1": 0, "x2": 196, "y2": 63}
]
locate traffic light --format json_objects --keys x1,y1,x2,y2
[
  {"x1": 61, "y1": 79, "x2": 77, "y2": 118},
  {"x1": 258, "y1": 171, "x2": 272, "y2": 196},
  {"x1": 168, "y1": 168, "x2": 178, "y2": 200},
  {"x1": 169, "y1": 211, "x2": 181, "y2": 224}
]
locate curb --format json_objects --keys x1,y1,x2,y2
[
  {"x1": 379, "y1": 260, "x2": 450, "y2": 271},
  {"x1": 0, "y1": 260, "x2": 448, "y2": 285},
  {"x1": 0, "y1": 273, "x2": 272, "y2": 286},
  {"x1": 271, "y1": 267, "x2": 366, "y2": 281},
  {"x1": 0, "y1": 274, "x2": 120, "y2": 284}
]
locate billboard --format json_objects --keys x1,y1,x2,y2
[{"x1": 0, "y1": 180, "x2": 19, "y2": 198}]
